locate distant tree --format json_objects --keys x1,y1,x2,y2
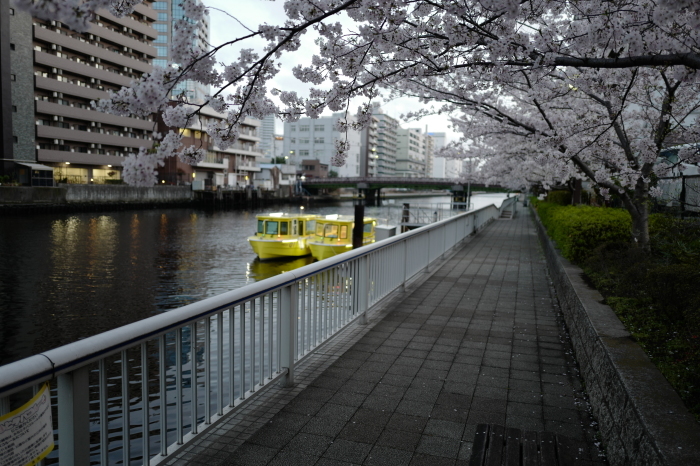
[{"x1": 329, "y1": 170, "x2": 339, "y2": 178}]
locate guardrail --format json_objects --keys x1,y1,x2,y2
[{"x1": 0, "y1": 197, "x2": 515, "y2": 465}]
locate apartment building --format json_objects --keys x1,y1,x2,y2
[
  {"x1": 282, "y1": 113, "x2": 361, "y2": 178},
  {"x1": 374, "y1": 113, "x2": 399, "y2": 177},
  {"x1": 5, "y1": 2, "x2": 159, "y2": 184},
  {"x1": 359, "y1": 115, "x2": 378, "y2": 177},
  {"x1": 157, "y1": 105, "x2": 262, "y2": 188},
  {"x1": 259, "y1": 114, "x2": 276, "y2": 159},
  {"x1": 396, "y1": 128, "x2": 433, "y2": 178},
  {"x1": 151, "y1": 0, "x2": 209, "y2": 103}
]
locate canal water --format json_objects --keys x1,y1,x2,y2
[{"x1": 0, "y1": 194, "x2": 501, "y2": 366}]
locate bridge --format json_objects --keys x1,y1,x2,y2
[{"x1": 301, "y1": 177, "x2": 499, "y2": 205}]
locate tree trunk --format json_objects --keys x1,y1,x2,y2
[
  {"x1": 572, "y1": 178, "x2": 582, "y2": 205},
  {"x1": 629, "y1": 204, "x2": 650, "y2": 248},
  {"x1": 619, "y1": 178, "x2": 651, "y2": 249}
]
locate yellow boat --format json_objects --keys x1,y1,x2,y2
[
  {"x1": 308, "y1": 215, "x2": 376, "y2": 261},
  {"x1": 248, "y1": 213, "x2": 318, "y2": 260}
]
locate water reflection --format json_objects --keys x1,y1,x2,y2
[
  {"x1": 246, "y1": 256, "x2": 316, "y2": 282},
  {"x1": 0, "y1": 196, "x2": 459, "y2": 366}
]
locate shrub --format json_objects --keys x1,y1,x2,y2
[
  {"x1": 534, "y1": 201, "x2": 631, "y2": 263},
  {"x1": 579, "y1": 213, "x2": 700, "y2": 420}
]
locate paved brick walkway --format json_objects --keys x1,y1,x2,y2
[{"x1": 175, "y1": 202, "x2": 605, "y2": 466}]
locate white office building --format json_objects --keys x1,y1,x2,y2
[
  {"x1": 282, "y1": 113, "x2": 361, "y2": 177},
  {"x1": 429, "y1": 132, "x2": 462, "y2": 179},
  {"x1": 259, "y1": 114, "x2": 277, "y2": 159}
]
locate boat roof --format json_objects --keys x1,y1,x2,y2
[
  {"x1": 256, "y1": 213, "x2": 319, "y2": 220},
  {"x1": 316, "y1": 215, "x2": 376, "y2": 224}
]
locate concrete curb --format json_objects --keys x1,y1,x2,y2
[{"x1": 530, "y1": 205, "x2": 700, "y2": 466}]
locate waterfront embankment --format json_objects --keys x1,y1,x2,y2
[{"x1": 0, "y1": 184, "x2": 299, "y2": 214}]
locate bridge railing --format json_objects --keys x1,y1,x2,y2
[{"x1": 0, "y1": 198, "x2": 516, "y2": 465}]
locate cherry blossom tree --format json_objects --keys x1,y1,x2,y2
[
  {"x1": 431, "y1": 64, "x2": 700, "y2": 246},
  {"x1": 14, "y1": 0, "x2": 700, "y2": 244}
]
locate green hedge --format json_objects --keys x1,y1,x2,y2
[{"x1": 532, "y1": 199, "x2": 631, "y2": 263}]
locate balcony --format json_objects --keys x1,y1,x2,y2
[
  {"x1": 37, "y1": 125, "x2": 149, "y2": 148},
  {"x1": 237, "y1": 164, "x2": 261, "y2": 172},
  {"x1": 195, "y1": 152, "x2": 227, "y2": 169}
]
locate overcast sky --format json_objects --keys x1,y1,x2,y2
[{"x1": 203, "y1": 0, "x2": 462, "y2": 143}]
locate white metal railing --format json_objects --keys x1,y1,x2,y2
[{"x1": 0, "y1": 198, "x2": 515, "y2": 465}]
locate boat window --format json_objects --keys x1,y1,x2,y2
[
  {"x1": 299, "y1": 221, "x2": 304, "y2": 236},
  {"x1": 265, "y1": 221, "x2": 279, "y2": 235},
  {"x1": 316, "y1": 223, "x2": 324, "y2": 236},
  {"x1": 257, "y1": 220, "x2": 264, "y2": 234},
  {"x1": 340, "y1": 225, "x2": 348, "y2": 239},
  {"x1": 280, "y1": 222, "x2": 288, "y2": 235},
  {"x1": 363, "y1": 223, "x2": 373, "y2": 233},
  {"x1": 324, "y1": 224, "x2": 339, "y2": 238}
]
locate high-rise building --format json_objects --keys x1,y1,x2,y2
[
  {"x1": 359, "y1": 115, "x2": 378, "y2": 177},
  {"x1": 259, "y1": 114, "x2": 277, "y2": 159},
  {"x1": 282, "y1": 113, "x2": 361, "y2": 177},
  {"x1": 396, "y1": 128, "x2": 432, "y2": 178},
  {"x1": 151, "y1": 0, "x2": 209, "y2": 103},
  {"x1": 429, "y1": 132, "x2": 461, "y2": 179},
  {"x1": 374, "y1": 112, "x2": 398, "y2": 177},
  {"x1": 4, "y1": 2, "x2": 159, "y2": 184}
]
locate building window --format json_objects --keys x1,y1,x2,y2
[
  {"x1": 13, "y1": 136, "x2": 18, "y2": 143},
  {"x1": 153, "y1": 59, "x2": 167, "y2": 67},
  {"x1": 153, "y1": 1, "x2": 168, "y2": 9},
  {"x1": 314, "y1": 137, "x2": 324, "y2": 143},
  {"x1": 155, "y1": 35, "x2": 167, "y2": 43},
  {"x1": 156, "y1": 46, "x2": 168, "y2": 57},
  {"x1": 290, "y1": 125, "x2": 296, "y2": 132},
  {"x1": 299, "y1": 138, "x2": 309, "y2": 144},
  {"x1": 10, "y1": 43, "x2": 15, "y2": 50},
  {"x1": 299, "y1": 125, "x2": 310, "y2": 131},
  {"x1": 289, "y1": 137, "x2": 295, "y2": 143},
  {"x1": 9, "y1": 8, "x2": 14, "y2": 15},
  {"x1": 157, "y1": 12, "x2": 168, "y2": 21},
  {"x1": 154, "y1": 23, "x2": 168, "y2": 32},
  {"x1": 314, "y1": 125, "x2": 324, "y2": 131},
  {"x1": 299, "y1": 150, "x2": 309, "y2": 156}
]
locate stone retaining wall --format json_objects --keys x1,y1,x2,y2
[
  {"x1": 531, "y1": 206, "x2": 700, "y2": 466},
  {"x1": 0, "y1": 185, "x2": 193, "y2": 205}
]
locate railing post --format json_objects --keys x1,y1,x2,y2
[
  {"x1": 402, "y1": 239, "x2": 408, "y2": 292},
  {"x1": 279, "y1": 283, "x2": 298, "y2": 388},
  {"x1": 425, "y1": 230, "x2": 431, "y2": 273},
  {"x1": 58, "y1": 367, "x2": 90, "y2": 466},
  {"x1": 358, "y1": 256, "x2": 369, "y2": 325}
]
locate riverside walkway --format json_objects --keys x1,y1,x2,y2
[{"x1": 170, "y1": 201, "x2": 605, "y2": 465}]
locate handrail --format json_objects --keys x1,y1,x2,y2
[{"x1": 0, "y1": 197, "x2": 516, "y2": 465}]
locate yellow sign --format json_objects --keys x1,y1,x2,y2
[{"x1": 0, "y1": 384, "x2": 54, "y2": 466}]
